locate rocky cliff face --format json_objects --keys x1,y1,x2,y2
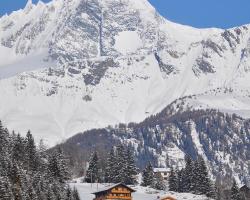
[{"x1": 0, "y1": 0, "x2": 250, "y2": 145}]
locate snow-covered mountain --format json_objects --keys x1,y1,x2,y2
[
  {"x1": 0, "y1": 0, "x2": 250, "y2": 145},
  {"x1": 57, "y1": 107, "x2": 250, "y2": 184}
]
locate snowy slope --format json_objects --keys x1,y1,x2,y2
[
  {"x1": 60, "y1": 107, "x2": 250, "y2": 183},
  {"x1": 0, "y1": 0, "x2": 250, "y2": 145},
  {"x1": 70, "y1": 182, "x2": 212, "y2": 200}
]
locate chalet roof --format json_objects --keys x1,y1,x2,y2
[
  {"x1": 161, "y1": 196, "x2": 177, "y2": 200},
  {"x1": 92, "y1": 183, "x2": 136, "y2": 195},
  {"x1": 153, "y1": 168, "x2": 171, "y2": 173}
]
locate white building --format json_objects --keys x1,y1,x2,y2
[{"x1": 153, "y1": 168, "x2": 171, "y2": 180}]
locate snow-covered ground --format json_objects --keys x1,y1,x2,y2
[{"x1": 70, "y1": 181, "x2": 212, "y2": 200}]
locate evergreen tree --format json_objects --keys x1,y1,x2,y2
[
  {"x1": 36, "y1": 180, "x2": 47, "y2": 200},
  {"x1": 24, "y1": 181, "x2": 38, "y2": 200},
  {"x1": 141, "y1": 162, "x2": 154, "y2": 187},
  {"x1": 168, "y1": 168, "x2": 178, "y2": 192},
  {"x1": 38, "y1": 139, "x2": 48, "y2": 160},
  {"x1": 0, "y1": 121, "x2": 9, "y2": 153},
  {"x1": 10, "y1": 162, "x2": 28, "y2": 200},
  {"x1": 48, "y1": 153, "x2": 60, "y2": 183},
  {"x1": 182, "y1": 154, "x2": 194, "y2": 192},
  {"x1": 0, "y1": 176, "x2": 14, "y2": 200},
  {"x1": 56, "y1": 148, "x2": 70, "y2": 182},
  {"x1": 105, "y1": 145, "x2": 138, "y2": 184},
  {"x1": 230, "y1": 179, "x2": 243, "y2": 200},
  {"x1": 105, "y1": 147, "x2": 116, "y2": 183},
  {"x1": 12, "y1": 133, "x2": 25, "y2": 163},
  {"x1": 114, "y1": 145, "x2": 127, "y2": 183},
  {"x1": 0, "y1": 121, "x2": 11, "y2": 178},
  {"x1": 66, "y1": 185, "x2": 73, "y2": 200},
  {"x1": 48, "y1": 148, "x2": 70, "y2": 183},
  {"x1": 46, "y1": 186, "x2": 56, "y2": 200},
  {"x1": 25, "y1": 131, "x2": 39, "y2": 171},
  {"x1": 0, "y1": 145, "x2": 11, "y2": 178},
  {"x1": 193, "y1": 156, "x2": 214, "y2": 197},
  {"x1": 0, "y1": 121, "x2": 82, "y2": 199},
  {"x1": 124, "y1": 147, "x2": 138, "y2": 185},
  {"x1": 85, "y1": 151, "x2": 99, "y2": 183},
  {"x1": 177, "y1": 169, "x2": 185, "y2": 193},
  {"x1": 72, "y1": 187, "x2": 81, "y2": 200},
  {"x1": 153, "y1": 173, "x2": 166, "y2": 190}
]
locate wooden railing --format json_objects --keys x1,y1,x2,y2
[
  {"x1": 110, "y1": 191, "x2": 131, "y2": 194},
  {"x1": 105, "y1": 195, "x2": 132, "y2": 200}
]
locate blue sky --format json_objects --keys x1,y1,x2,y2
[{"x1": 0, "y1": 0, "x2": 250, "y2": 29}]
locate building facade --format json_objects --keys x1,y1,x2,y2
[
  {"x1": 153, "y1": 168, "x2": 171, "y2": 180},
  {"x1": 92, "y1": 183, "x2": 135, "y2": 200}
]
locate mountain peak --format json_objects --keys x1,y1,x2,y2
[{"x1": 0, "y1": 0, "x2": 250, "y2": 146}]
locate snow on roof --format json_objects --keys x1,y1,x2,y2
[
  {"x1": 153, "y1": 168, "x2": 171, "y2": 173},
  {"x1": 92, "y1": 183, "x2": 136, "y2": 194}
]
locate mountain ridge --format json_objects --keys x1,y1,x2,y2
[
  {"x1": 0, "y1": 0, "x2": 250, "y2": 145},
  {"x1": 55, "y1": 106, "x2": 250, "y2": 185}
]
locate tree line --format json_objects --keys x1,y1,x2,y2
[
  {"x1": 0, "y1": 121, "x2": 80, "y2": 200},
  {"x1": 85, "y1": 144, "x2": 167, "y2": 191},
  {"x1": 85, "y1": 147, "x2": 248, "y2": 200},
  {"x1": 141, "y1": 162, "x2": 166, "y2": 190},
  {"x1": 85, "y1": 145, "x2": 138, "y2": 185},
  {"x1": 168, "y1": 155, "x2": 247, "y2": 200},
  {"x1": 168, "y1": 155, "x2": 215, "y2": 198}
]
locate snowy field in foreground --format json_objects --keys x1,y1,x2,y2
[{"x1": 70, "y1": 182, "x2": 212, "y2": 200}]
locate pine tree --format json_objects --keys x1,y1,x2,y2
[
  {"x1": 153, "y1": 173, "x2": 166, "y2": 190},
  {"x1": 66, "y1": 185, "x2": 73, "y2": 200},
  {"x1": 0, "y1": 176, "x2": 14, "y2": 200},
  {"x1": 56, "y1": 148, "x2": 70, "y2": 182},
  {"x1": 0, "y1": 121, "x2": 11, "y2": 178},
  {"x1": 72, "y1": 187, "x2": 81, "y2": 200},
  {"x1": 38, "y1": 139, "x2": 48, "y2": 160},
  {"x1": 0, "y1": 142, "x2": 11, "y2": 178},
  {"x1": 177, "y1": 169, "x2": 185, "y2": 193},
  {"x1": 141, "y1": 162, "x2": 154, "y2": 187},
  {"x1": 114, "y1": 145, "x2": 127, "y2": 183},
  {"x1": 230, "y1": 179, "x2": 243, "y2": 200},
  {"x1": 0, "y1": 121, "x2": 9, "y2": 153},
  {"x1": 0, "y1": 121, "x2": 79, "y2": 200},
  {"x1": 11, "y1": 162, "x2": 28, "y2": 200},
  {"x1": 193, "y1": 156, "x2": 214, "y2": 197},
  {"x1": 48, "y1": 148, "x2": 70, "y2": 183},
  {"x1": 85, "y1": 151, "x2": 99, "y2": 183},
  {"x1": 25, "y1": 131, "x2": 39, "y2": 171},
  {"x1": 105, "y1": 145, "x2": 138, "y2": 184},
  {"x1": 168, "y1": 168, "x2": 178, "y2": 192},
  {"x1": 124, "y1": 147, "x2": 138, "y2": 185},
  {"x1": 51, "y1": 182, "x2": 65, "y2": 200},
  {"x1": 46, "y1": 186, "x2": 56, "y2": 200},
  {"x1": 24, "y1": 181, "x2": 38, "y2": 200},
  {"x1": 182, "y1": 155, "x2": 194, "y2": 192},
  {"x1": 36, "y1": 180, "x2": 47, "y2": 200},
  {"x1": 12, "y1": 133, "x2": 25, "y2": 163},
  {"x1": 105, "y1": 147, "x2": 116, "y2": 183}
]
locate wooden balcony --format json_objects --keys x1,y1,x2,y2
[
  {"x1": 106, "y1": 192, "x2": 132, "y2": 200},
  {"x1": 105, "y1": 195, "x2": 132, "y2": 200}
]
